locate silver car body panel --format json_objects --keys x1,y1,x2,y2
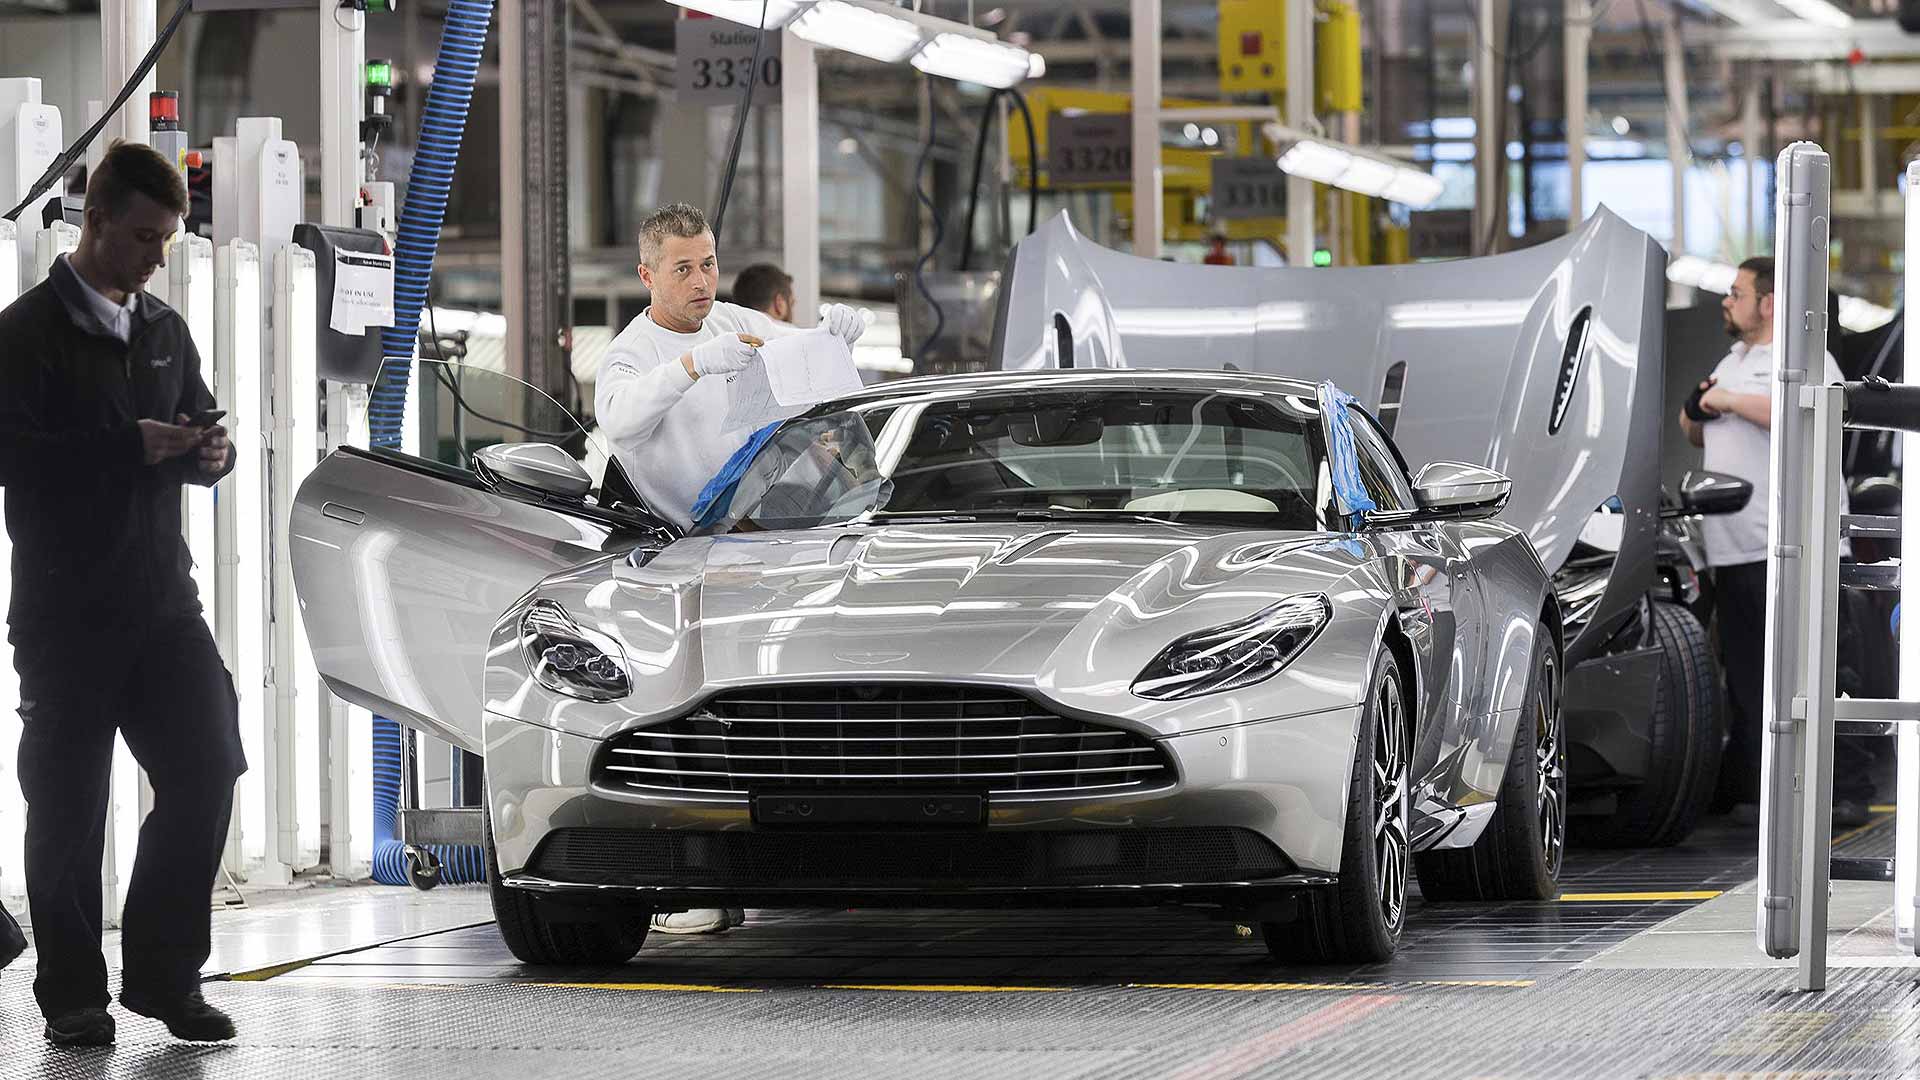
[
  {"x1": 292, "y1": 371, "x2": 1554, "y2": 894},
  {"x1": 990, "y1": 209, "x2": 1666, "y2": 663}
]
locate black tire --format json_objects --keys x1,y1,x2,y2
[
  {"x1": 1415, "y1": 629, "x2": 1564, "y2": 901},
  {"x1": 486, "y1": 811, "x2": 649, "y2": 966},
  {"x1": 1572, "y1": 600, "x2": 1722, "y2": 848},
  {"x1": 1265, "y1": 646, "x2": 1410, "y2": 964}
]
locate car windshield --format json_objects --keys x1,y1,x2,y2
[{"x1": 699, "y1": 387, "x2": 1333, "y2": 534}]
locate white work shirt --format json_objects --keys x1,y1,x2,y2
[
  {"x1": 1699, "y1": 339, "x2": 1845, "y2": 568},
  {"x1": 593, "y1": 301, "x2": 790, "y2": 529},
  {"x1": 62, "y1": 255, "x2": 138, "y2": 343}
]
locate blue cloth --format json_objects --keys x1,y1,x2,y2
[
  {"x1": 1318, "y1": 382, "x2": 1377, "y2": 521},
  {"x1": 690, "y1": 422, "x2": 782, "y2": 530}
]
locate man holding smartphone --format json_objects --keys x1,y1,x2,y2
[{"x1": 0, "y1": 141, "x2": 241, "y2": 1047}]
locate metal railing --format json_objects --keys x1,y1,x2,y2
[{"x1": 1758, "y1": 142, "x2": 1920, "y2": 991}]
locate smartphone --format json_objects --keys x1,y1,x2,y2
[{"x1": 188, "y1": 408, "x2": 227, "y2": 428}]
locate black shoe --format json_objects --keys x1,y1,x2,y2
[
  {"x1": 1832, "y1": 799, "x2": 1874, "y2": 829},
  {"x1": 44, "y1": 1008, "x2": 115, "y2": 1048},
  {"x1": 120, "y1": 989, "x2": 237, "y2": 1042}
]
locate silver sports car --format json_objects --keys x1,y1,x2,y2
[{"x1": 293, "y1": 368, "x2": 1564, "y2": 966}]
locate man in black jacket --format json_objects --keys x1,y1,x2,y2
[{"x1": 0, "y1": 141, "x2": 243, "y2": 1047}]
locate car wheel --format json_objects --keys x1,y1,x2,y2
[
  {"x1": 1571, "y1": 599, "x2": 1722, "y2": 848},
  {"x1": 1264, "y1": 645, "x2": 1409, "y2": 964},
  {"x1": 1415, "y1": 628, "x2": 1564, "y2": 901},
  {"x1": 485, "y1": 808, "x2": 649, "y2": 966}
]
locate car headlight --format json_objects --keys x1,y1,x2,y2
[
  {"x1": 1132, "y1": 594, "x2": 1332, "y2": 701},
  {"x1": 520, "y1": 599, "x2": 631, "y2": 701}
]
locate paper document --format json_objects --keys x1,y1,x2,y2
[
  {"x1": 721, "y1": 329, "x2": 863, "y2": 432},
  {"x1": 330, "y1": 249, "x2": 395, "y2": 335}
]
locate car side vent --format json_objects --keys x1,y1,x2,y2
[
  {"x1": 1055, "y1": 312, "x2": 1075, "y2": 369},
  {"x1": 1550, "y1": 306, "x2": 1594, "y2": 435}
]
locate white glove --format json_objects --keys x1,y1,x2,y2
[
  {"x1": 689, "y1": 333, "x2": 760, "y2": 378},
  {"x1": 823, "y1": 303, "x2": 866, "y2": 347}
]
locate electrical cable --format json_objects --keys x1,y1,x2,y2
[
  {"x1": 912, "y1": 78, "x2": 946, "y2": 360},
  {"x1": 4, "y1": 0, "x2": 193, "y2": 222},
  {"x1": 709, "y1": 0, "x2": 772, "y2": 240},
  {"x1": 958, "y1": 87, "x2": 1040, "y2": 272}
]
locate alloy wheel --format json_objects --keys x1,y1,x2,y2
[
  {"x1": 1373, "y1": 669, "x2": 1411, "y2": 933},
  {"x1": 1534, "y1": 651, "x2": 1567, "y2": 878}
]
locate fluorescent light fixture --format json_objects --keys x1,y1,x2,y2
[
  {"x1": 1276, "y1": 134, "x2": 1444, "y2": 208},
  {"x1": 1431, "y1": 116, "x2": 1476, "y2": 139},
  {"x1": 911, "y1": 32, "x2": 1035, "y2": 88},
  {"x1": 790, "y1": 0, "x2": 925, "y2": 63},
  {"x1": 667, "y1": 0, "x2": 809, "y2": 28}
]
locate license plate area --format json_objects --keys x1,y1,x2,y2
[{"x1": 751, "y1": 790, "x2": 986, "y2": 828}]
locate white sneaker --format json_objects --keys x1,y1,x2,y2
[{"x1": 650, "y1": 909, "x2": 731, "y2": 935}]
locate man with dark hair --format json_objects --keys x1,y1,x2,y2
[
  {"x1": 732, "y1": 263, "x2": 795, "y2": 323},
  {"x1": 1680, "y1": 255, "x2": 1873, "y2": 826},
  {"x1": 0, "y1": 140, "x2": 241, "y2": 1047}
]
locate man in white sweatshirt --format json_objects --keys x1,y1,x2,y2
[
  {"x1": 595, "y1": 203, "x2": 866, "y2": 534},
  {"x1": 594, "y1": 203, "x2": 864, "y2": 937}
]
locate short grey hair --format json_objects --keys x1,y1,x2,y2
[{"x1": 638, "y1": 202, "x2": 712, "y2": 268}]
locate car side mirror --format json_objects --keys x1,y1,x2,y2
[
  {"x1": 1410, "y1": 461, "x2": 1512, "y2": 520},
  {"x1": 1676, "y1": 469, "x2": 1752, "y2": 516},
  {"x1": 474, "y1": 442, "x2": 593, "y2": 500}
]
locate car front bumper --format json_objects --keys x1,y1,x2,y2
[{"x1": 482, "y1": 700, "x2": 1361, "y2": 907}]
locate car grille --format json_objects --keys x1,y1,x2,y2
[
  {"x1": 595, "y1": 685, "x2": 1176, "y2": 803},
  {"x1": 526, "y1": 826, "x2": 1293, "y2": 888}
]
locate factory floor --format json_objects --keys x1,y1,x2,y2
[{"x1": 2, "y1": 809, "x2": 1914, "y2": 1079}]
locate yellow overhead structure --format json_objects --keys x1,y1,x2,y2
[
  {"x1": 1217, "y1": 0, "x2": 1286, "y2": 95},
  {"x1": 1316, "y1": 1, "x2": 1362, "y2": 114},
  {"x1": 1008, "y1": 87, "x2": 1260, "y2": 194}
]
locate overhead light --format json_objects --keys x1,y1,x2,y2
[
  {"x1": 790, "y1": 0, "x2": 925, "y2": 62},
  {"x1": 911, "y1": 32, "x2": 1035, "y2": 88},
  {"x1": 668, "y1": 0, "x2": 809, "y2": 29},
  {"x1": 1773, "y1": 0, "x2": 1852, "y2": 28},
  {"x1": 1183, "y1": 122, "x2": 1200, "y2": 141},
  {"x1": 1611, "y1": 115, "x2": 1631, "y2": 135},
  {"x1": 1275, "y1": 134, "x2": 1443, "y2": 208},
  {"x1": 1026, "y1": 52, "x2": 1046, "y2": 80},
  {"x1": 1201, "y1": 127, "x2": 1220, "y2": 147}
]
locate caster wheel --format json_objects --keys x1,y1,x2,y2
[{"x1": 405, "y1": 846, "x2": 443, "y2": 891}]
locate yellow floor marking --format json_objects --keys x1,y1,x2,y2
[
  {"x1": 538, "y1": 982, "x2": 761, "y2": 993},
  {"x1": 1555, "y1": 890, "x2": 1723, "y2": 902},
  {"x1": 1869, "y1": 804, "x2": 1897, "y2": 813},
  {"x1": 1136, "y1": 980, "x2": 1533, "y2": 992},
  {"x1": 820, "y1": 984, "x2": 1071, "y2": 993},
  {"x1": 226, "y1": 959, "x2": 316, "y2": 982},
  {"x1": 1833, "y1": 811, "x2": 1897, "y2": 846},
  {"x1": 1407, "y1": 979, "x2": 1536, "y2": 988}
]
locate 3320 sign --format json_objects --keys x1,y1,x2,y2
[
  {"x1": 1048, "y1": 112, "x2": 1133, "y2": 185},
  {"x1": 676, "y1": 21, "x2": 784, "y2": 106}
]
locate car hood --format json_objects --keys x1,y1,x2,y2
[{"x1": 499, "y1": 522, "x2": 1386, "y2": 738}]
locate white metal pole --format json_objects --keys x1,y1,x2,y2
[
  {"x1": 1744, "y1": 78, "x2": 1763, "y2": 253},
  {"x1": 100, "y1": 0, "x2": 155, "y2": 147},
  {"x1": 1564, "y1": 0, "x2": 1588, "y2": 225},
  {"x1": 1662, "y1": 12, "x2": 1691, "y2": 303},
  {"x1": 1130, "y1": 0, "x2": 1162, "y2": 259},
  {"x1": 1473, "y1": 0, "x2": 1504, "y2": 253},
  {"x1": 782, "y1": 31, "x2": 820, "y2": 326},
  {"x1": 1898, "y1": 159, "x2": 1920, "y2": 955},
  {"x1": 1286, "y1": 0, "x2": 1315, "y2": 265}
]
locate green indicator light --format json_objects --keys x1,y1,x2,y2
[
  {"x1": 366, "y1": 60, "x2": 394, "y2": 88},
  {"x1": 1312, "y1": 249, "x2": 1333, "y2": 267}
]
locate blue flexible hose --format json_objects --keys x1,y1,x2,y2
[{"x1": 367, "y1": 0, "x2": 496, "y2": 886}]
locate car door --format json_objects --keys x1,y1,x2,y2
[
  {"x1": 1342, "y1": 405, "x2": 1486, "y2": 826},
  {"x1": 291, "y1": 361, "x2": 671, "y2": 753}
]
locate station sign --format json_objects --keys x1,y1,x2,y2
[
  {"x1": 676, "y1": 19, "x2": 783, "y2": 107},
  {"x1": 1409, "y1": 209, "x2": 1474, "y2": 260},
  {"x1": 1209, "y1": 156, "x2": 1288, "y2": 220},
  {"x1": 1048, "y1": 112, "x2": 1133, "y2": 186}
]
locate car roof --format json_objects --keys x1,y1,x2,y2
[{"x1": 828, "y1": 367, "x2": 1326, "y2": 407}]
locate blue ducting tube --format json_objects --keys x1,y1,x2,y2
[{"x1": 367, "y1": 0, "x2": 496, "y2": 886}]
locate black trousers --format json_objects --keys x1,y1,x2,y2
[
  {"x1": 12, "y1": 612, "x2": 245, "y2": 1017},
  {"x1": 1713, "y1": 561, "x2": 1876, "y2": 806}
]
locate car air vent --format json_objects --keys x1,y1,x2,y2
[
  {"x1": 1551, "y1": 306, "x2": 1594, "y2": 435},
  {"x1": 596, "y1": 685, "x2": 1176, "y2": 804}
]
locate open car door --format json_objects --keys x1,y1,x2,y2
[{"x1": 292, "y1": 360, "x2": 674, "y2": 753}]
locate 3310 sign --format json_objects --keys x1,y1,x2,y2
[
  {"x1": 1210, "y1": 157, "x2": 1288, "y2": 220},
  {"x1": 676, "y1": 20, "x2": 783, "y2": 106}
]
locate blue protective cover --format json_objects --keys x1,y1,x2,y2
[
  {"x1": 1317, "y1": 382, "x2": 1377, "y2": 520},
  {"x1": 690, "y1": 422, "x2": 783, "y2": 530}
]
